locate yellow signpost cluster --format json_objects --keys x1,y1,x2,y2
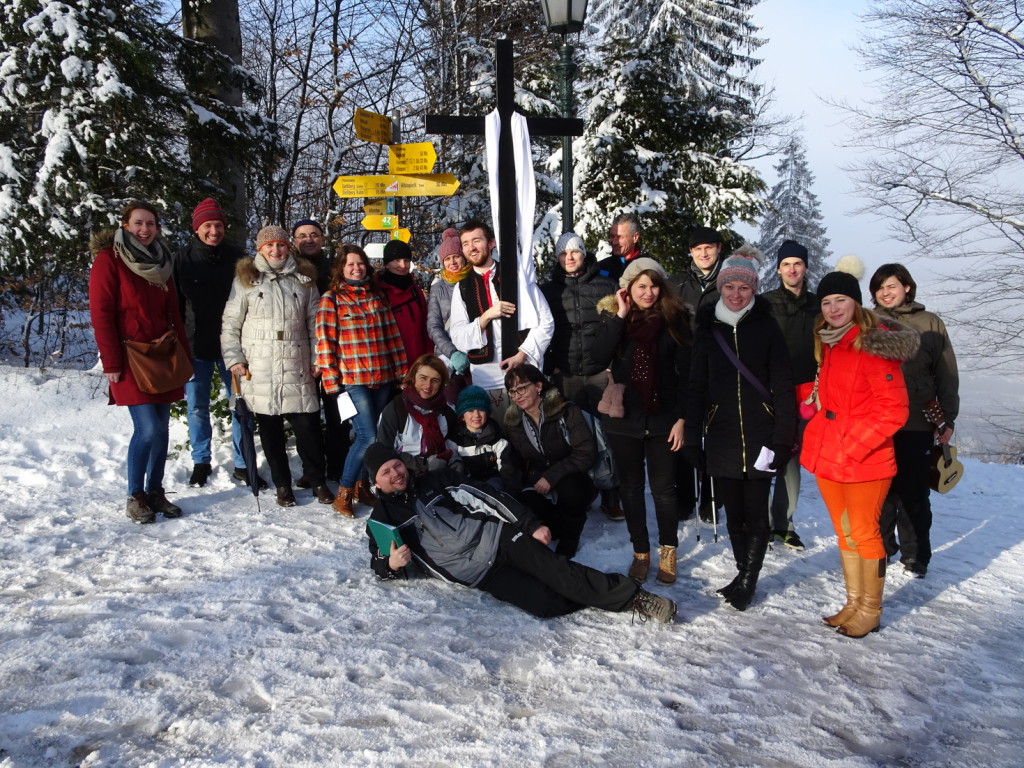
[{"x1": 336, "y1": 110, "x2": 460, "y2": 243}]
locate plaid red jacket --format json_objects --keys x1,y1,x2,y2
[{"x1": 316, "y1": 284, "x2": 408, "y2": 392}]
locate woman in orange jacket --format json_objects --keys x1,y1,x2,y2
[{"x1": 800, "y1": 256, "x2": 919, "y2": 638}]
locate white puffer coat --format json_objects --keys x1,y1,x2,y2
[{"x1": 221, "y1": 253, "x2": 320, "y2": 416}]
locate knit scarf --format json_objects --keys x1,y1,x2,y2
[
  {"x1": 403, "y1": 387, "x2": 451, "y2": 460},
  {"x1": 441, "y1": 264, "x2": 472, "y2": 284},
  {"x1": 626, "y1": 312, "x2": 664, "y2": 414},
  {"x1": 819, "y1": 320, "x2": 855, "y2": 347},
  {"x1": 714, "y1": 297, "x2": 753, "y2": 327},
  {"x1": 380, "y1": 270, "x2": 413, "y2": 289},
  {"x1": 113, "y1": 228, "x2": 173, "y2": 288}
]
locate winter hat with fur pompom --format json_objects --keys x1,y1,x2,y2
[
  {"x1": 817, "y1": 254, "x2": 866, "y2": 304},
  {"x1": 716, "y1": 244, "x2": 762, "y2": 291}
]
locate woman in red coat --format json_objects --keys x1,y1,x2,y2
[
  {"x1": 89, "y1": 201, "x2": 191, "y2": 524},
  {"x1": 800, "y1": 256, "x2": 919, "y2": 638}
]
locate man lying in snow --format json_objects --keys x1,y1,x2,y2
[{"x1": 363, "y1": 442, "x2": 676, "y2": 623}]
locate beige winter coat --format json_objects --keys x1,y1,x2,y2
[{"x1": 221, "y1": 254, "x2": 320, "y2": 416}]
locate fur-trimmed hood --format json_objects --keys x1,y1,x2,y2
[
  {"x1": 503, "y1": 386, "x2": 568, "y2": 429},
  {"x1": 858, "y1": 313, "x2": 921, "y2": 362},
  {"x1": 235, "y1": 254, "x2": 318, "y2": 287},
  {"x1": 89, "y1": 228, "x2": 116, "y2": 256},
  {"x1": 596, "y1": 293, "x2": 619, "y2": 316}
]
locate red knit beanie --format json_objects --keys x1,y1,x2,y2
[{"x1": 192, "y1": 198, "x2": 226, "y2": 232}]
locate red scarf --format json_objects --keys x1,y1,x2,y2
[
  {"x1": 626, "y1": 312, "x2": 664, "y2": 414},
  {"x1": 402, "y1": 387, "x2": 451, "y2": 460}
]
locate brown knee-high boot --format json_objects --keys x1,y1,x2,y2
[
  {"x1": 838, "y1": 557, "x2": 885, "y2": 638},
  {"x1": 823, "y1": 549, "x2": 862, "y2": 627}
]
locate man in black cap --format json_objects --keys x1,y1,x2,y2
[
  {"x1": 761, "y1": 240, "x2": 818, "y2": 550},
  {"x1": 673, "y1": 226, "x2": 725, "y2": 321},
  {"x1": 292, "y1": 218, "x2": 332, "y2": 294},
  {"x1": 362, "y1": 442, "x2": 677, "y2": 623}
]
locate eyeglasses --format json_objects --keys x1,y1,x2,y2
[{"x1": 508, "y1": 383, "x2": 536, "y2": 398}]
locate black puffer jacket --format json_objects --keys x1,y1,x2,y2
[
  {"x1": 761, "y1": 286, "x2": 819, "y2": 386},
  {"x1": 685, "y1": 296, "x2": 796, "y2": 479},
  {"x1": 173, "y1": 237, "x2": 245, "y2": 360},
  {"x1": 590, "y1": 295, "x2": 694, "y2": 439},
  {"x1": 671, "y1": 259, "x2": 722, "y2": 328},
  {"x1": 501, "y1": 388, "x2": 596, "y2": 491},
  {"x1": 541, "y1": 257, "x2": 617, "y2": 376}
]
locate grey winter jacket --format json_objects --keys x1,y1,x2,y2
[
  {"x1": 368, "y1": 468, "x2": 542, "y2": 586},
  {"x1": 221, "y1": 253, "x2": 320, "y2": 416},
  {"x1": 426, "y1": 277, "x2": 460, "y2": 359},
  {"x1": 876, "y1": 301, "x2": 959, "y2": 432}
]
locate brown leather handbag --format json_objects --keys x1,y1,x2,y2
[{"x1": 124, "y1": 330, "x2": 193, "y2": 394}]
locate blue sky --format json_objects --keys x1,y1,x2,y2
[{"x1": 741, "y1": 0, "x2": 918, "y2": 281}]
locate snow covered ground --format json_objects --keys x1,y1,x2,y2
[{"x1": 1, "y1": 365, "x2": 1022, "y2": 767}]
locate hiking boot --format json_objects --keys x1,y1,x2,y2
[
  {"x1": 276, "y1": 486, "x2": 296, "y2": 508},
  {"x1": 295, "y1": 475, "x2": 312, "y2": 489},
  {"x1": 656, "y1": 545, "x2": 677, "y2": 585},
  {"x1": 631, "y1": 589, "x2": 677, "y2": 624},
  {"x1": 147, "y1": 490, "x2": 182, "y2": 519},
  {"x1": 233, "y1": 466, "x2": 268, "y2": 490},
  {"x1": 313, "y1": 483, "x2": 335, "y2": 505},
  {"x1": 602, "y1": 502, "x2": 625, "y2": 521},
  {"x1": 627, "y1": 552, "x2": 650, "y2": 582},
  {"x1": 126, "y1": 493, "x2": 156, "y2": 524},
  {"x1": 902, "y1": 559, "x2": 927, "y2": 578},
  {"x1": 774, "y1": 531, "x2": 805, "y2": 551},
  {"x1": 334, "y1": 487, "x2": 355, "y2": 518},
  {"x1": 354, "y1": 480, "x2": 376, "y2": 506},
  {"x1": 189, "y1": 463, "x2": 212, "y2": 487}
]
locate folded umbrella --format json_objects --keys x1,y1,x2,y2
[{"x1": 232, "y1": 373, "x2": 262, "y2": 510}]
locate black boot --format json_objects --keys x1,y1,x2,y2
[
  {"x1": 726, "y1": 533, "x2": 768, "y2": 611},
  {"x1": 717, "y1": 532, "x2": 747, "y2": 599}
]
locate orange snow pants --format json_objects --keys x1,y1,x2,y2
[{"x1": 815, "y1": 477, "x2": 891, "y2": 559}]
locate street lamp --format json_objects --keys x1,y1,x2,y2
[{"x1": 540, "y1": 0, "x2": 588, "y2": 234}]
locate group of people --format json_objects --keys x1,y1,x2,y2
[{"x1": 89, "y1": 200, "x2": 958, "y2": 632}]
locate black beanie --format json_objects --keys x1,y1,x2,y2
[
  {"x1": 364, "y1": 442, "x2": 402, "y2": 484},
  {"x1": 777, "y1": 240, "x2": 808, "y2": 268},
  {"x1": 291, "y1": 218, "x2": 323, "y2": 236},
  {"x1": 382, "y1": 239, "x2": 412, "y2": 265},
  {"x1": 688, "y1": 226, "x2": 722, "y2": 249},
  {"x1": 817, "y1": 272, "x2": 862, "y2": 304}
]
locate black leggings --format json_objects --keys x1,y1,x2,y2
[
  {"x1": 608, "y1": 432, "x2": 680, "y2": 551},
  {"x1": 714, "y1": 476, "x2": 772, "y2": 538},
  {"x1": 255, "y1": 411, "x2": 325, "y2": 489}
]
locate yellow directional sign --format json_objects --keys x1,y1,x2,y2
[
  {"x1": 388, "y1": 143, "x2": 437, "y2": 174},
  {"x1": 354, "y1": 108, "x2": 392, "y2": 144},
  {"x1": 332, "y1": 173, "x2": 460, "y2": 199},
  {"x1": 363, "y1": 198, "x2": 386, "y2": 216},
  {"x1": 362, "y1": 215, "x2": 399, "y2": 231},
  {"x1": 391, "y1": 228, "x2": 411, "y2": 243}
]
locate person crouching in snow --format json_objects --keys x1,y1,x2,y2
[
  {"x1": 800, "y1": 256, "x2": 919, "y2": 638},
  {"x1": 364, "y1": 443, "x2": 676, "y2": 623}
]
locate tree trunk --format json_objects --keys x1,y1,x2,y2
[{"x1": 182, "y1": 0, "x2": 247, "y2": 245}]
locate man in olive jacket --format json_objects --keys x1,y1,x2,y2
[{"x1": 761, "y1": 240, "x2": 818, "y2": 550}]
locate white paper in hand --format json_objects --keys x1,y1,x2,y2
[
  {"x1": 337, "y1": 391, "x2": 358, "y2": 421},
  {"x1": 754, "y1": 445, "x2": 776, "y2": 473}
]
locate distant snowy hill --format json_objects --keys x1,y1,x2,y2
[{"x1": 0, "y1": 365, "x2": 1021, "y2": 767}]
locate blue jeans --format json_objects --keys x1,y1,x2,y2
[
  {"x1": 341, "y1": 385, "x2": 392, "y2": 487},
  {"x1": 185, "y1": 358, "x2": 246, "y2": 467},
  {"x1": 127, "y1": 403, "x2": 171, "y2": 495}
]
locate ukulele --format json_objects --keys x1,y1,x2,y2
[{"x1": 923, "y1": 399, "x2": 964, "y2": 494}]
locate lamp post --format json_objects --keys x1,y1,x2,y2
[{"x1": 540, "y1": 0, "x2": 588, "y2": 234}]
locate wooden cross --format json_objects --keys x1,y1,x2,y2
[{"x1": 425, "y1": 38, "x2": 584, "y2": 359}]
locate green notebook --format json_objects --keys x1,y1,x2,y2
[{"x1": 367, "y1": 518, "x2": 405, "y2": 558}]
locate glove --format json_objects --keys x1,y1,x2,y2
[
  {"x1": 450, "y1": 350, "x2": 470, "y2": 375},
  {"x1": 768, "y1": 444, "x2": 791, "y2": 473},
  {"x1": 683, "y1": 445, "x2": 706, "y2": 474}
]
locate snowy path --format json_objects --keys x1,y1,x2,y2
[{"x1": 0, "y1": 367, "x2": 1021, "y2": 767}]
